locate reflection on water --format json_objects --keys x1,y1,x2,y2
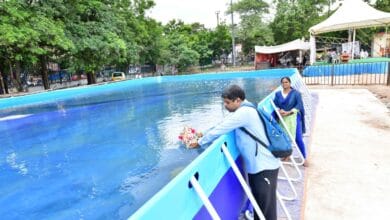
[{"x1": 0, "y1": 76, "x2": 279, "y2": 219}]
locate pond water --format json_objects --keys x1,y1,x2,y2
[{"x1": 0, "y1": 73, "x2": 281, "y2": 219}]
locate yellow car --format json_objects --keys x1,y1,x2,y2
[{"x1": 111, "y1": 72, "x2": 126, "y2": 81}]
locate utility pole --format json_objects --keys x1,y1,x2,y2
[
  {"x1": 215, "y1": 11, "x2": 220, "y2": 26},
  {"x1": 230, "y1": 0, "x2": 236, "y2": 67}
]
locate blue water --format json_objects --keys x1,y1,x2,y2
[{"x1": 0, "y1": 75, "x2": 280, "y2": 219}]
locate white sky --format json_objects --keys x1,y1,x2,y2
[
  {"x1": 148, "y1": 0, "x2": 379, "y2": 29},
  {"x1": 148, "y1": 0, "x2": 235, "y2": 28}
]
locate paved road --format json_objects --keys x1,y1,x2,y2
[{"x1": 304, "y1": 89, "x2": 390, "y2": 220}]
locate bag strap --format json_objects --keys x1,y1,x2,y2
[
  {"x1": 239, "y1": 102, "x2": 268, "y2": 146},
  {"x1": 239, "y1": 127, "x2": 269, "y2": 152},
  {"x1": 239, "y1": 102, "x2": 270, "y2": 156}
]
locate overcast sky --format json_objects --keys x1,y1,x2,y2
[
  {"x1": 147, "y1": 0, "x2": 236, "y2": 28},
  {"x1": 147, "y1": 0, "x2": 379, "y2": 29}
]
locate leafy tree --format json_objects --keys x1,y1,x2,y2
[
  {"x1": 230, "y1": 0, "x2": 274, "y2": 55},
  {"x1": 270, "y1": 0, "x2": 328, "y2": 44},
  {"x1": 238, "y1": 15, "x2": 274, "y2": 54},
  {"x1": 64, "y1": 0, "x2": 126, "y2": 84},
  {"x1": 0, "y1": 0, "x2": 77, "y2": 91},
  {"x1": 0, "y1": 1, "x2": 34, "y2": 92},
  {"x1": 162, "y1": 20, "x2": 200, "y2": 72},
  {"x1": 209, "y1": 24, "x2": 232, "y2": 61},
  {"x1": 230, "y1": 0, "x2": 269, "y2": 15},
  {"x1": 375, "y1": 0, "x2": 390, "y2": 12},
  {"x1": 117, "y1": 0, "x2": 165, "y2": 67},
  {"x1": 165, "y1": 31, "x2": 199, "y2": 72},
  {"x1": 0, "y1": 1, "x2": 72, "y2": 91},
  {"x1": 187, "y1": 23, "x2": 213, "y2": 66},
  {"x1": 27, "y1": 0, "x2": 74, "y2": 89}
]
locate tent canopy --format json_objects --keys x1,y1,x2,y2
[
  {"x1": 309, "y1": 0, "x2": 390, "y2": 35},
  {"x1": 255, "y1": 39, "x2": 310, "y2": 54}
]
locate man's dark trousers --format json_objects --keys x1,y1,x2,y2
[{"x1": 248, "y1": 168, "x2": 279, "y2": 220}]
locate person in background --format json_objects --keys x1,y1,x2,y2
[
  {"x1": 273, "y1": 77, "x2": 307, "y2": 161},
  {"x1": 360, "y1": 49, "x2": 365, "y2": 59},
  {"x1": 341, "y1": 51, "x2": 349, "y2": 63},
  {"x1": 302, "y1": 54, "x2": 308, "y2": 66},
  {"x1": 191, "y1": 85, "x2": 280, "y2": 220},
  {"x1": 335, "y1": 52, "x2": 340, "y2": 64},
  {"x1": 331, "y1": 50, "x2": 337, "y2": 64},
  {"x1": 364, "y1": 50, "x2": 369, "y2": 58}
]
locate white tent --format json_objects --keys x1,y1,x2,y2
[
  {"x1": 255, "y1": 39, "x2": 310, "y2": 54},
  {"x1": 308, "y1": 0, "x2": 390, "y2": 64}
]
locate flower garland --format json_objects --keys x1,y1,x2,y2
[{"x1": 178, "y1": 126, "x2": 202, "y2": 148}]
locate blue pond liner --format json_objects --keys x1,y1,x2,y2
[
  {"x1": 0, "y1": 68, "x2": 299, "y2": 219},
  {"x1": 129, "y1": 69, "x2": 306, "y2": 219},
  {"x1": 0, "y1": 69, "x2": 295, "y2": 111},
  {"x1": 303, "y1": 62, "x2": 388, "y2": 77}
]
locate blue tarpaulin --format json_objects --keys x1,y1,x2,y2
[{"x1": 303, "y1": 62, "x2": 388, "y2": 77}]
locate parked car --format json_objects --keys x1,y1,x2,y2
[
  {"x1": 71, "y1": 74, "x2": 87, "y2": 81},
  {"x1": 111, "y1": 72, "x2": 126, "y2": 81},
  {"x1": 71, "y1": 75, "x2": 79, "y2": 81},
  {"x1": 26, "y1": 80, "x2": 36, "y2": 87},
  {"x1": 35, "y1": 79, "x2": 43, "y2": 86}
]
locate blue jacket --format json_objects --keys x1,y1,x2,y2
[{"x1": 198, "y1": 100, "x2": 280, "y2": 174}]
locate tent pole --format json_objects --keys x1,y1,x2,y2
[
  {"x1": 310, "y1": 34, "x2": 316, "y2": 65},
  {"x1": 385, "y1": 26, "x2": 388, "y2": 57},
  {"x1": 351, "y1": 29, "x2": 356, "y2": 60},
  {"x1": 299, "y1": 50, "x2": 302, "y2": 66},
  {"x1": 348, "y1": 29, "x2": 351, "y2": 42}
]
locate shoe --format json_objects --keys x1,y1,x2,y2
[{"x1": 245, "y1": 210, "x2": 254, "y2": 220}]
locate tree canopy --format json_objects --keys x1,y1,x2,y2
[{"x1": 0, "y1": 0, "x2": 389, "y2": 92}]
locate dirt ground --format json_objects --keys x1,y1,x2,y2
[{"x1": 366, "y1": 85, "x2": 390, "y2": 110}]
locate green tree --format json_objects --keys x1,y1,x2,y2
[
  {"x1": 230, "y1": 0, "x2": 274, "y2": 55},
  {"x1": 64, "y1": 0, "x2": 126, "y2": 84},
  {"x1": 375, "y1": 0, "x2": 390, "y2": 12},
  {"x1": 162, "y1": 20, "x2": 200, "y2": 72},
  {"x1": 187, "y1": 23, "x2": 213, "y2": 66},
  {"x1": 270, "y1": 0, "x2": 328, "y2": 44},
  {"x1": 0, "y1": 0, "x2": 72, "y2": 91},
  {"x1": 118, "y1": 0, "x2": 165, "y2": 67},
  {"x1": 238, "y1": 15, "x2": 274, "y2": 54},
  {"x1": 165, "y1": 31, "x2": 200, "y2": 72},
  {"x1": 27, "y1": 0, "x2": 74, "y2": 90},
  {"x1": 0, "y1": 1, "x2": 34, "y2": 92},
  {"x1": 209, "y1": 24, "x2": 232, "y2": 60}
]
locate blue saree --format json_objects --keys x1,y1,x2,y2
[{"x1": 273, "y1": 88, "x2": 306, "y2": 158}]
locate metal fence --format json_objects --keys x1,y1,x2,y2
[
  {"x1": 156, "y1": 64, "x2": 255, "y2": 76},
  {"x1": 301, "y1": 61, "x2": 390, "y2": 86}
]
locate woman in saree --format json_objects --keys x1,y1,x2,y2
[{"x1": 273, "y1": 76, "x2": 307, "y2": 159}]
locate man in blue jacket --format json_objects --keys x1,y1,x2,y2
[{"x1": 191, "y1": 85, "x2": 280, "y2": 220}]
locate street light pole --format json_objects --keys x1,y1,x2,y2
[
  {"x1": 230, "y1": 0, "x2": 236, "y2": 67},
  {"x1": 215, "y1": 11, "x2": 220, "y2": 26}
]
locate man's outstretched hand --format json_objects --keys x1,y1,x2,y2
[{"x1": 188, "y1": 142, "x2": 200, "y2": 149}]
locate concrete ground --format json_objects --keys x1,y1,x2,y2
[{"x1": 303, "y1": 88, "x2": 390, "y2": 220}]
